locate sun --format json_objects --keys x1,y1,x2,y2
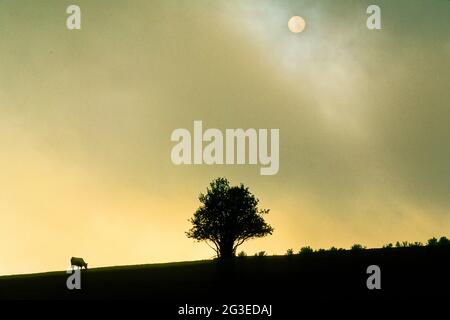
[{"x1": 288, "y1": 16, "x2": 306, "y2": 33}]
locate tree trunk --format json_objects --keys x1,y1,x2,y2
[{"x1": 219, "y1": 241, "x2": 234, "y2": 260}]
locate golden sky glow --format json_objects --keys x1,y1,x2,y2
[{"x1": 0, "y1": 0, "x2": 449, "y2": 275}]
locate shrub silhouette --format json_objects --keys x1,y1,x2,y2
[
  {"x1": 186, "y1": 177, "x2": 273, "y2": 259},
  {"x1": 298, "y1": 246, "x2": 314, "y2": 255},
  {"x1": 394, "y1": 241, "x2": 424, "y2": 248},
  {"x1": 291, "y1": 236, "x2": 448, "y2": 256},
  {"x1": 438, "y1": 236, "x2": 450, "y2": 246},
  {"x1": 237, "y1": 251, "x2": 247, "y2": 258},
  {"x1": 427, "y1": 237, "x2": 438, "y2": 246},
  {"x1": 286, "y1": 248, "x2": 294, "y2": 256},
  {"x1": 255, "y1": 251, "x2": 267, "y2": 257},
  {"x1": 410, "y1": 241, "x2": 423, "y2": 247},
  {"x1": 350, "y1": 244, "x2": 366, "y2": 250}
]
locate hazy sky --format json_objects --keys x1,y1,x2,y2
[{"x1": 0, "y1": 0, "x2": 449, "y2": 275}]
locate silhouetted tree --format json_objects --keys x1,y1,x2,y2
[{"x1": 186, "y1": 178, "x2": 273, "y2": 259}]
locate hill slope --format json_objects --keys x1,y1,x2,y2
[{"x1": 0, "y1": 247, "x2": 448, "y2": 301}]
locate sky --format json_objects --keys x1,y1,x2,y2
[{"x1": 0, "y1": 0, "x2": 449, "y2": 275}]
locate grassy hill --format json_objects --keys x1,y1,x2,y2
[{"x1": 0, "y1": 246, "x2": 448, "y2": 301}]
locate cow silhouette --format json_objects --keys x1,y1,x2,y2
[{"x1": 70, "y1": 257, "x2": 88, "y2": 269}]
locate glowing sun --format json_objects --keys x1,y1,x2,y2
[{"x1": 288, "y1": 16, "x2": 306, "y2": 33}]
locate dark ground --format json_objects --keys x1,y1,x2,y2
[{"x1": 0, "y1": 247, "x2": 448, "y2": 317}]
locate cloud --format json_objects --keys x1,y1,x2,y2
[{"x1": 0, "y1": 0, "x2": 448, "y2": 274}]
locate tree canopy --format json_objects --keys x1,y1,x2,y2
[{"x1": 186, "y1": 177, "x2": 273, "y2": 259}]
